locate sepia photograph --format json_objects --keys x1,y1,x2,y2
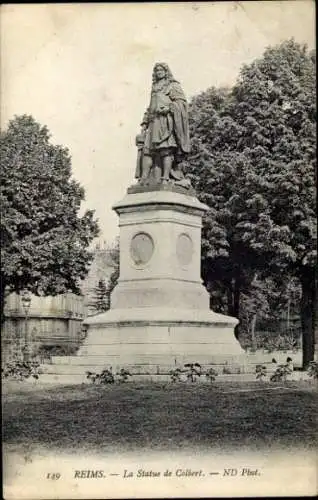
[{"x1": 1, "y1": 2, "x2": 317, "y2": 498}]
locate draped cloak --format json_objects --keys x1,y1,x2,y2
[{"x1": 142, "y1": 79, "x2": 191, "y2": 156}]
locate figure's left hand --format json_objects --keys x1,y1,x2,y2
[{"x1": 158, "y1": 105, "x2": 170, "y2": 115}]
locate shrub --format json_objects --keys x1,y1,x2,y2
[
  {"x1": 255, "y1": 364, "x2": 267, "y2": 380},
  {"x1": 205, "y1": 367, "x2": 218, "y2": 383},
  {"x1": 307, "y1": 361, "x2": 318, "y2": 380},
  {"x1": 184, "y1": 363, "x2": 201, "y2": 382},
  {"x1": 2, "y1": 358, "x2": 42, "y2": 381},
  {"x1": 270, "y1": 363, "x2": 293, "y2": 382},
  {"x1": 169, "y1": 368, "x2": 182, "y2": 383},
  {"x1": 117, "y1": 368, "x2": 131, "y2": 383},
  {"x1": 86, "y1": 368, "x2": 114, "y2": 384}
]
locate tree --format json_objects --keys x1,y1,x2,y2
[
  {"x1": 1, "y1": 115, "x2": 100, "y2": 324},
  {"x1": 105, "y1": 238, "x2": 120, "y2": 307},
  {"x1": 88, "y1": 240, "x2": 119, "y2": 315},
  {"x1": 188, "y1": 87, "x2": 261, "y2": 336},
  {"x1": 229, "y1": 39, "x2": 316, "y2": 366},
  {"x1": 188, "y1": 40, "x2": 316, "y2": 366},
  {"x1": 89, "y1": 279, "x2": 108, "y2": 314}
]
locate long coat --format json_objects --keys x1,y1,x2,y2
[{"x1": 142, "y1": 79, "x2": 191, "y2": 156}]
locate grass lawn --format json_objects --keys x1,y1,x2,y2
[{"x1": 2, "y1": 380, "x2": 317, "y2": 455}]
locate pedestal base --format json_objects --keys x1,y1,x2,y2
[{"x1": 46, "y1": 308, "x2": 244, "y2": 375}]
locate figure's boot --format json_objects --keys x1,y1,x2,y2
[
  {"x1": 153, "y1": 165, "x2": 161, "y2": 183},
  {"x1": 140, "y1": 156, "x2": 152, "y2": 185},
  {"x1": 162, "y1": 155, "x2": 173, "y2": 183}
]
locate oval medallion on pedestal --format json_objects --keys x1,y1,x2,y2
[
  {"x1": 176, "y1": 233, "x2": 193, "y2": 266},
  {"x1": 130, "y1": 232, "x2": 154, "y2": 266}
]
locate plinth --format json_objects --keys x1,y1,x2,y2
[{"x1": 71, "y1": 185, "x2": 244, "y2": 376}]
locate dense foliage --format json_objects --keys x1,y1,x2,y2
[
  {"x1": 188, "y1": 40, "x2": 316, "y2": 366},
  {"x1": 1, "y1": 115, "x2": 100, "y2": 323},
  {"x1": 2, "y1": 358, "x2": 42, "y2": 381}
]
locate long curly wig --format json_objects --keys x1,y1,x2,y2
[{"x1": 151, "y1": 63, "x2": 178, "y2": 84}]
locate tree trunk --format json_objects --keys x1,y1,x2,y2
[
  {"x1": 226, "y1": 285, "x2": 234, "y2": 316},
  {"x1": 251, "y1": 313, "x2": 257, "y2": 350},
  {"x1": 223, "y1": 278, "x2": 242, "y2": 340},
  {"x1": 233, "y1": 278, "x2": 241, "y2": 318},
  {"x1": 300, "y1": 269, "x2": 316, "y2": 369},
  {"x1": 0, "y1": 275, "x2": 6, "y2": 327},
  {"x1": 233, "y1": 278, "x2": 241, "y2": 340}
]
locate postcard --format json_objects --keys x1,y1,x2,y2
[{"x1": 1, "y1": 2, "x2": 317, "y2": 499}]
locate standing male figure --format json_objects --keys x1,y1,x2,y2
[{"x1": 137, "y1": 63, "x2": 191, "y2": 185}]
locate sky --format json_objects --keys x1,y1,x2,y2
[{"x1": 1, "y1": 1, "x2": 315, "y2": 245}]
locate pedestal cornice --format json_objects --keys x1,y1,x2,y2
[{"x1": 113, "y1": 189, "x2": 209, "y2": 216}]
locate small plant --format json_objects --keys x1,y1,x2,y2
[
  {"x1": 184, "y1": 363, "x2": 201, "y2": 383},
  {"x1": 117, "y1": 368, "x2": 131, "y2": 383},
  {"x1": 307, "y1": 361, "x2": 318, "y2": 380},
  {"x1": 205, "y1": 367, "x2": 218, "y2": 383},
  {"x1": 270, "y1": 356, "x2": 294, "y2": 383},
  {"x1": 270, "y1": 363, "x2": 293, "y2": 382},
  {"x1": 97, "y1": 368, "x2": 114, "y2": 384},
  {"x1": 2, "y1": 358, "x2": 42, "y2": 381},
  {"x1": 270, "y1": 365, "x2": 288, "y2": 382},
  {"x1": 86, "y1": 370, "x2": 98, "y2": 384},
  {"x1": 86, "y1": 368, "x2": 114, "y2": 384},
  {"x1": 255, "y1": 364, "x2": 267, "y2": 381},
  {"x1": 169, "y1": 368, "x2": 182, "y2": 383}
]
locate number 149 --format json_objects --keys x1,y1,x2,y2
[{"x1": 46, "y1": 473, "x2": 61, "y2": 480}]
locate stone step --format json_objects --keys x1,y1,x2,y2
[
  {"x1": 37, "y1": 372, "x2": 258, "y2": 385},
  {"x1": 42, "y1": 363, "x2": 183, "y2": 375},
  {"x1": 36, "y1": 370, "x2": 311, "y2": 386},
  {"x1": 42, "y1": 361, "x2": 253, "y2": 376},
  {"x1": 41, "y1": 350, "x2": 302, "y2": 380},
  {"x1": 51, "y1": 353, "x2": 249, "y2": 366}
]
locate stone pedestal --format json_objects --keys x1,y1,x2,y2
[
  {"x1": 111, "y1": 189, "x2": 210, "y2": 311},
  {"x1": 72, "y1": 187, "x2": 244, "y2": 374},
  {"x1": 44, "y1": 186, "x2": 245, "y2": 381}
]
